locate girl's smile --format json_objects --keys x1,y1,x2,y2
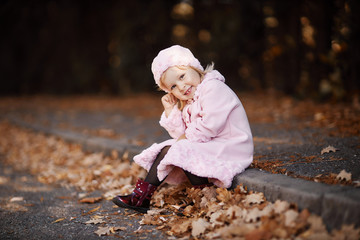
[
  {"x1": 161, "y1": 66, "x2": 202, "y2": 101},
  {"x1": 184, "y1": 86, "x2": 192, "y2": 95}
]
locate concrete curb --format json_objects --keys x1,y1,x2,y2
[
  {"x1": 7, "y1": 117, "x2": 360, "y2": 230},
  {"x1": 8, "y1": 117, "x2": 143, "y2": 160},
  {"x1": 232, "y1": 169, "x2": 360, "y2": 230}
]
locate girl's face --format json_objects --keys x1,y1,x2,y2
[{"x1": 161, "y1": 66, "x2": 202, "y2": 101}]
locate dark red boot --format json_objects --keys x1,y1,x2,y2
[{"x1": 112, "y1": 179, "x2": 157, "y2": 213}]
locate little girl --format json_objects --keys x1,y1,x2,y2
[{"x1": 113, "y1": 45, "x2": 253, "y2": 213}]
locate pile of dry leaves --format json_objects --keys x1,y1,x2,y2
[
  {"x1": 0, "y1": 120, "x2": 145, "y2": 194},
  {"x1": 0, "y1": 120, "x2": 359, "y2": 239},
  {"x1": 142, "y1": 184, "x2": 359, "y2": 239}
]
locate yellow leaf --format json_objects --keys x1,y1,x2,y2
[
  {"x1": 52, "y1": 218, "x2": 65, "y2": 223},
  {"x1": 83, "y1": 205, "x2": 100, "y2": 215},
  {"x1": 79, "y1": 196, "x2": 102, "y2": 204},
  {"x1": 216, "y1": 188, "x2": 232, "y2": 203}
]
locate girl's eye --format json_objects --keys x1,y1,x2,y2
[
  {"x1": 179, "y1": 74, "x2": 185, "y2": 80},
  {"x1": 171, "y1": 85, "x2": 176, "y2": 90}
]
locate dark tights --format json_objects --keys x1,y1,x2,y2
[{"x1": 144, "y1": 146, "x2": 209, "y2": 186}]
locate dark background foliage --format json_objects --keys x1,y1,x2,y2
[{"x1": 1, "y1": 0, "x2": 359, "y2": 100}]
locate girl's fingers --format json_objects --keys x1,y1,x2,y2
[
  {"x1": 161, "y1": 94, "x2": 176, "y2": 109},
  {"x1": 169, "y1": 93, "x2": 176, "y2": 103},
  {"x1": 165, "y1": 94, "x2": 175, "y2": 104}
]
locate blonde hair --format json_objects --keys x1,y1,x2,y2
[{"x1": 159, "y1": 63, "x2": 214, "y2": 110}]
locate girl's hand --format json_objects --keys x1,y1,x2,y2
[{"x1": 161, "y1": 93, "x2": 177, "y2": 117}]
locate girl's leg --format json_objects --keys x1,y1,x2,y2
[
  {"x1": 183, "y1": 170, "x2": 209, "y2": 185},
  {"x1": 112, "y1": 146, "x2": 170, "y2": 213},
  {"x1": 145, "y1": 145, "x2": 209, "y2": 186},
  {"x1": 144, "y1": 146, "x2": 170, "y2": 186}
]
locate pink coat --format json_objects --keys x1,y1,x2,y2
[{"x1": 134, "y1": 70, "x2": 253, "y2": 188}]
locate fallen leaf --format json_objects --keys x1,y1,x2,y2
[
  {"x1": 83, "y1": 205, "x2": 100, "y2": 215},
  {"x1": 139, "y1": 215, "x2": 152, "y2": 225},
  {"x1": 226, "y1": 205, "x2": 245, "y2": 219},
  {"x1": 216, "y1": 224, "x2": 254, "y2": 239},
  {"x1": 307, "y1": 215, "x2": 327, "y2": 233},
  {"x1": 284, "y1": 209, "x2": 299, "y2": 227},
  {"x1": 245, "y1": 228, "x2": 272, "y2": 240},
  {"x1": 122, "y1": 151, "x2": 129, "y2": 160},
  {"x1": 202, "y1": 186, "x2": 217, "y2": 200},
  {"x1": 52, "y1": 218, "x2": 66, "y2": 223},
  {"x1": 134, "y1": 226, "x2": 144, "y2": 234},
  {"x1": 245, "y1": 208, "x2": 262, "y2": 223},
  {"x1": 181, "y1": 205, "x2": 194, "y2": 216},
  {"x1": 2, "y1": 202, "x2": 28, "y2": 212},
  {"x1": 191, "y1": 218, "x2": 210, "y2": 237},
  {"x1": 111, "y1": 226, "x2": 126, "y2": 233},
  {"x1": 209, "y1": 210, "x2": 226, "y2": 226},
  {"x1": 273, "y1": 200, "x2": 290, "y2": 214},
  {"x1": 171, "y1": 218, "x2": 192, "y2": 235},
  {"x1": 79, "y1": 197, "x2": 102, "y2": 204},
  {"x1": 10, "y1": 197, "x2": 24, "y2": 202},
  {"x1": 331, "y1": 224, "x2": 360, "y2": 240},
  {"x1": 146, "y1": 208, "x2": 167, "y2": 216},
  {"x1": 0, "y1": 176, "x2": 9, "y2": 185},
  {"x1": 321, "y1": 145, "x2": 338, "y2": 155},
  {"x1": 94, "y1": 226, "x2": 125, "y2": 236},
  {"x1": 243, "y1": 192, "x2": 265, "y2": 206},
  {"x1": 216, "y1": 188, "x2": 232, "y2": 203},
  {"x1": 336, "y1": 170, "x2": 351, "y2": 181},
  {"x1": 353, "y1": 181, "x2": 360, "y2": 187},
  {"x1": 78, "y1": 193, "x2": 87, "y2": 199},
  {"x1": 314, "y1": 112, "x2": 325, "y2": 121},
  {"x1": 85, "y1": 218, "x2": 105, "y2": 225},
  {"x1": 95, "y1": 227, "x2": 111, "y2": 236}
]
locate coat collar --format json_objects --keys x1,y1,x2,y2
[{"x1": 188, "y1": 70, "x2": 225, "y2": 104}]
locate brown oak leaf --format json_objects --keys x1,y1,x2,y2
[
  {"x1": 336, "y1": 170, "x2": 351, "y2": 181},
  {"x1": 321, "y1": 145, "x2": 338, "y2": 155},
  {"x1": 243, "y1": 192, "x2": 265, "y2": 206},
  {"x1": 191, "y1": 218, "x2": 210, "y2": 237}
]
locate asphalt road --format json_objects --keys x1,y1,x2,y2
[
  {"x1": 0, "y1": 163, "x2": 168, "y2": 240},
  {"x1": 3, "y1": 106, "x2": 359, "y2": 181}
]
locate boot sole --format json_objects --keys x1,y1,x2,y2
[{"x1": 112, "y1": 197, "x2": 149, "y2": 213}]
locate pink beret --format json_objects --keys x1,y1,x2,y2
[{"x1": 151, "y1": 45, "x2": 204, "y2": 87}]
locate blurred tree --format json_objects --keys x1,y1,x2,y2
[{"x1": 0, "y1": 0, "x2": 359, "y2": 99}]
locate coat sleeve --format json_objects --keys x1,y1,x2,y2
[
  {"x1": 159, "y1": 106, "x2": 186, "y2": 139},
  {"x1": 185, "y1": 80, "x2": 240, "y2": 142}
]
